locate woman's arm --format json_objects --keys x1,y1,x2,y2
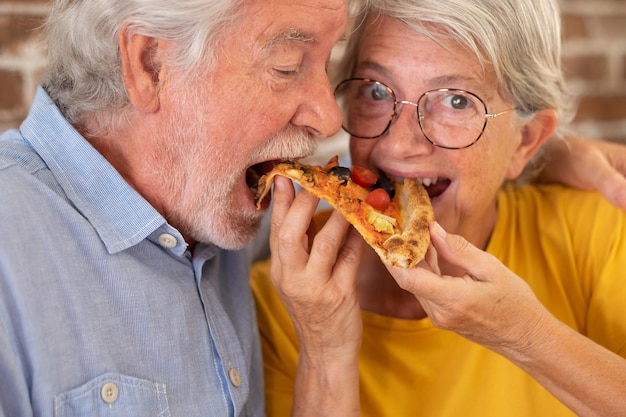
[{"x1": 540, "y1": 136, "x2": 626, "y2": 209}]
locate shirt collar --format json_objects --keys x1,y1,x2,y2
[{"x1": 20, "y1": 86, "x2": 181, "y2": 254}]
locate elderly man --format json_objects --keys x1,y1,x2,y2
[{"x1": 0, "y1": 0, "x2": 357, "y2": 415}]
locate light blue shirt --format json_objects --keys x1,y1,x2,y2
[{"x1": 0, "y1": 87, "x2": 264, "y2": 417}]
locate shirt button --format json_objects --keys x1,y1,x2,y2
[
  {"x1": 229, "y1": 367, "x2": 242, "y2": 387},
  {"x1": 101, "y1": 382, "x2": 119, "y2": 404},
  {"x1": 158, "y1": 233, "x2": 177, "y2": 248}
]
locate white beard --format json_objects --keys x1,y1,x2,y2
[{"x1": 153, "y1": 83, "x2": 318, "y2": 249}]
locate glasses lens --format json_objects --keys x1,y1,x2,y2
[
  {"x1": 335, "y1": 79, "x2": 395, "y2": 139},
  {"x1": 418, "y1": 90, "x2": 487, "y2": 149}
]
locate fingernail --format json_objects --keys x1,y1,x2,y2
[
  {"x1": 274, "y1": 176, "x2": 287, "y2": 191},
  {"x1": 433, "y1": 221, "x2": 447, "y2": 239}
]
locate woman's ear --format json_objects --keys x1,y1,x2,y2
[
  {"x1": 118, "y1": 28, "x2": 163, "y2": 113},
  {"x1": 506, "y1": 108, "x2": 558, "y2": 179}
]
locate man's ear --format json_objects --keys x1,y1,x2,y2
[
  {"x1": 118, "y1": 28, "x2": 163, "y2": 113},
  {"x1": 506, "y1": 108, "x2": 558, "y2": 179}
]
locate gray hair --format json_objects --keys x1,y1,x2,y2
[
  {"x1": 41, "y1": 0, "x2": 244, "y2": 135},
  {"x1": 338, "y1": 0, "x2": 575, "y2": 141}
]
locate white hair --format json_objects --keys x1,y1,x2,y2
[
  {"x1": 41, "y1": 0, "x2": 245, "y2": 134},
  {"x1": 339, "y1": 0, "x2": 575, "y2": 139}
]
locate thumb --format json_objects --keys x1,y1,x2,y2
[{"x1": 429, "y1": 222, "x2": 499, "y2": 282}]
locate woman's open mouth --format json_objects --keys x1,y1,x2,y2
[
  {"x1": 418, "y1": 177, "x2": 450, "y2": 199},
  {"x1": 383, "y1": 172, "x2": 450, "y2": 199}
]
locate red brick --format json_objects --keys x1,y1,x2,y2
[
  {"x1": 561, "y1": 14, "x2": 588, "y2": 40},
  {"x1": 0, "y1": 70, "x2": 23, "y2": 110},
  {"x1": 563, "y1": 55, "x2": 608, "y2": 80},
  {"x1": 0, "y1": 14, "x2": 45, "y2": 54},
  {"x1": 575, "y1": 95, "x2": 626, "y2": 122}
]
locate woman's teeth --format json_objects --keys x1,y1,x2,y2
[
  {"x1": 420, "y1": 177, "x2": 440, "y2": 187},
  {"x1": 386, "y1": 174, "x2": 441, "y2": 185}
]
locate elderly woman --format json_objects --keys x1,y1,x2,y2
[{"x1": 251, "y1": 0, "x2": 626, "y2": 416}]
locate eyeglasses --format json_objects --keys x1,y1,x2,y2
[{"x1": 334, "y1": 78, "x2": 516, "y2": 150}]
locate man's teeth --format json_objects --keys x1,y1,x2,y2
[{"x1": 419, "y1": 177, "x2": 439, "y2": 187}]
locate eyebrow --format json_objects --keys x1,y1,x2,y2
[
  {"x1": 356, "y1": 60, "x2": 392, "y2": 79},
  {"x1": 264, "y1": 28, "x2": 317, "y2": 50}
]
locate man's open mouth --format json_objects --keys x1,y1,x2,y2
[
  {"x1": 247, "y1": 160, "x2": 288, "y2": 211},
  {"x1": 246, "y1": 161, "x2": 278, "y2": 193}
]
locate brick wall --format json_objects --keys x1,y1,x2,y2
[
  {"x1": 0, "y1": 0, "x2": 48, "y2": 132},
  {"x1": 1, "y1": 0, "x2": 626, "y2": 143},
  {"x1": 560, "y1": 0, "x2": 626, "y2": 142}
]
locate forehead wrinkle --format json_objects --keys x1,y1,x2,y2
[
  {"x1": 428, "y1": 75, "x2": 482, "y2": 90},
  {"x1": 357, "y1": 61, "x2": 492, "y2": 98},
  {"x1": 358, "y1": 61, "x2": 479, "y2": 88}
]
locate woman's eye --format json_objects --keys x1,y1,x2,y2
[
  {"x1": 364, "y1": 83, "x2": 390, "y2": 101},
  {"x1": 443, "y1": 94, "x2": 471, "y2": 110}
]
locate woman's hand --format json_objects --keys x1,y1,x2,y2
[
  {"x1": 388, "y1": 222, "x2": 626, "y2": 417},
  {"x1": 388, "y1": 222, "x2": 551, "y2": 354},
  {"x1": 269, "y1": 176, "x2": 363, "y2": 417},
  {"x1": 540, "y1": 136, "x2": 626, "y2": 210}
]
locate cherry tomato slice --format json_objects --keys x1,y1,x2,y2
[
  {"x1": 351, "y1": 165, "x2": 378, "y2": 187},
  {"x1": 365, "y1": 188, "x2": 391, "y2": 210}
]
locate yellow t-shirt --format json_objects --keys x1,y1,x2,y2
[{"x1": 250, "y1": 184, "x2": 626, "y2": 417}]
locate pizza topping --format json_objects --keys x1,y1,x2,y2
[
  {"x1": 366, "y1": 209, "x2": 396, "y2": 234},
  {"x1": 373, "y1": 176, "x2": 396, "y2": 199},
  {"x1": 351, "y1": 165, "x2": 378, "y2": 187},
  {"x1": 329, "y1": 166, "x2": 352, "y2": 184},
  {"x1": 365, "y1": 188, "x2": 391, "y2": 210},
  {"x1": 284, "y1": 168, "x2": 305, "y2": 180}
]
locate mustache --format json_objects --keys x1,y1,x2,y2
[{"x1": 253, "y1": 126, "x2": 319, "y2": 163}]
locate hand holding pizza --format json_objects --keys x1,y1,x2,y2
[
  {"x1": 388, "y1": 222, "x2": 552, "y2": 354},
  {"x1": 268, "y1": 175, "x2": 363, "y2": 416}
]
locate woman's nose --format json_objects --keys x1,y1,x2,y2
[{"x1": 379, "y1": 101, "x2": 435, "y2": 157}]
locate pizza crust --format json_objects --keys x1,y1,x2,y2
[
  {"x1": 380, "y1": 178, "x2": 433, "y2": 268},
  {"x1": 254, "y1": 158, "x2": 434, "y2": 268}
]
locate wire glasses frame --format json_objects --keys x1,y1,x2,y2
[{"x1": 334, "y1": 77, "x2": 516, "y2": 150}]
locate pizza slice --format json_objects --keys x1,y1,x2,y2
[{"x1": 253, "y1": 156, "x2": 434, "y2": 268}]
